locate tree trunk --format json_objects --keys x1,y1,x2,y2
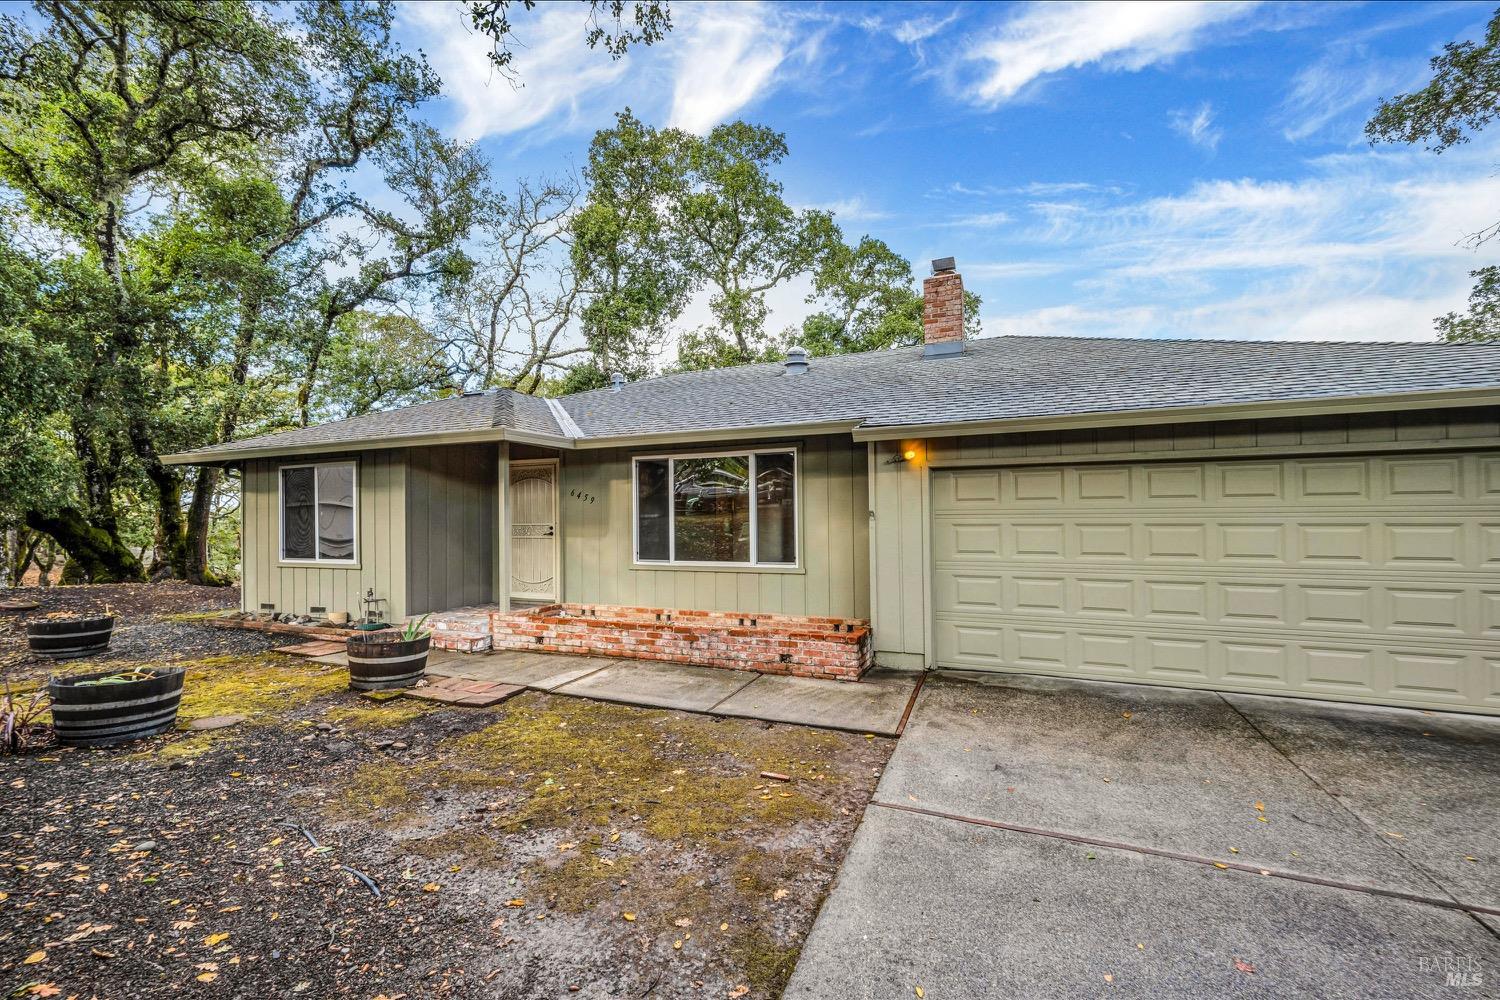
[
  {"x1": 26, "y1": 508, "x2": 145, "y2": 583},
  {"x1": 182, "y1": 465, "x2": 225, "y2": 585}
]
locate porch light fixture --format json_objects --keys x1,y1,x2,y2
[{"x1": 886, "y1": 447, "x2": 920, "y2": 465}]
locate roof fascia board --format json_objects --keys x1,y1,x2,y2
[
  {"x1": 162, "y1": 427, "x2": 576, "y2": 466},
  {"x1": 851, "y1": 387, "x2": 1500, "y2": 442}
]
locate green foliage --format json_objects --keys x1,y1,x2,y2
[
  {"x1": 1435, "y1": 266, "x2": 1500, "y2": 342},
  {"x1": 798, "y1": 236, "x2": 924, "y2": 355},
  {"x1": 468, "y1": 1, "x2": 672, "y2": 70},
  {"x1": 0, "y1": 1, "x2": 504, "y2": 580},
  {"x1": 317, "y1": 312, "x2": 453, "y2": 420},
  {"x1": 1368, "y1": 10, "x2": 1500, "y2": 340},
  {"x1": 1366, "y1": 12, "x2": 1500, "y2": 152},
  {"x1": 574, "y1": 111, "x2": 845, "y2": 375}
]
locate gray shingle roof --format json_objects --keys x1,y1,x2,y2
[
  {"x1": 168, "y1": 336, "x2": 1500, "y2": 461},
  {"x1": 176, "y1": 388, "x2": 562, "y2": 460},
  {"x1": 560, "y1": 335, "x2": 1500, "y2": 436}
]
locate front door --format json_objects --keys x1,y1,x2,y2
[{"x1": 509, "y1": 459, "x2": 559, "y2": 602}]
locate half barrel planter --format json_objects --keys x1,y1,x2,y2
[
  {"x1": 346, "y1": 632, "x2": 431, "y2": 691},
  {"x1": 49, "y1": 666, "x2": 186, "y2": 747},
  {"x1": 27, "y1": 615, "x2": 115, "y2": 660}
]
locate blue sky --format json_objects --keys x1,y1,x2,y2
[{"x1": 388, "y1": 0, "x2": 1500, "y2": 345}]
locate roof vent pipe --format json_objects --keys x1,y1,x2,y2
[
  {"x1": 610, "y1": 372, "x2": 626, "y2": 392},
  {"x1": 784, "y1": 346, "x2": 810, "y2": 374}
]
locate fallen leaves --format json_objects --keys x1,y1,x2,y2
[
  {"x1": 1234, "y1": 958, "x2": 1256, "y2": 975},
  {"x1": 202, "y1": 932, "x2": 229, "y2": 947},
  {"x1": 196, "y1": 971, "x2": 218, "y2": 983},
  {"x1": 23, "y1": 950, "x2": 47, "y2": 965},
  {"x1": 421, "y1": 883, "x2": 440, "y2": 893},
  {"x1": 622, "y1": 912, "x2": 637, "y2": 922}
]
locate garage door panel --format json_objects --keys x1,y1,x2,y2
[
  {"x1": 1384, "y1": 457, "x2": 1463, "y2": 499},
  {"x1": 1386, "y1": 523, "x2": 1466, "y2": 566},
  {"x1": 932, "y1": 454, "x2": 1500, "y2": 714},
  {"x1": 1300, "y1": 585, "x2": 1374, "y2": 630},
  {"x1": 1216, "y1": 463, "x2": 1285, "y2": 501},
  {"x1": 1220, "y1": 583, "x2": 1288, "y2": 625}
]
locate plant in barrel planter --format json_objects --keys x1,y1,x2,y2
[
  {"x1": 346, "y1": 615, "x2": 431, "y2": 691},
  {"x1": 27, "y1": 609, "x2": 115, "y2": 659},
  {"x1": 49, "y1": 666, "x2": 187, "y2": 747}
]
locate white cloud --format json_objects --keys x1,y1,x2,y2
[
  {"x1": 398, "y1": 1, "x2": 803, "y2": 143},
  {"x1": 976, "y1": 145, "x2": 1500, "y2": 342},
  {"x1": 401, "y1": 1, "x2": 632, "y2": 141},
  {"x1": 930, "y1": 210, "x2": 1015, "y2": 229},
  {"x1": 668, "y1": 3, "x2": 792, "y2": 134},
  {"x1": 802, "y1": 196, "x2": 891, "y2": 222},
  {"x1": 954, "y1": 1, "x2": 1260, "y2": 107},
  {"x1": 1169, "y1": 101, "x2": 1222, "y2": 151}
]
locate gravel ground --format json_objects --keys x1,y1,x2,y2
[
  {"x1": 0, "y1": 583, "x2": 896, "y2": 998},
  {"x1": 0, "y1": 583, "x2": 265, "y2": 688}
]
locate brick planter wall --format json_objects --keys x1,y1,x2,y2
[{"x1": 485, "y1": 603, "x2": 873, "y2": 681}]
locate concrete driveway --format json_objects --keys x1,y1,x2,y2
[{"x1": 788, "y1": 672, "x2": 1500, "y2": 999}]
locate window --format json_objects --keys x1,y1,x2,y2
[
  {"x1": 633, "y1": 450, "x2": 797, "y2": 566},
  {"x1": 280, "y1": 462, "x2": 357, "y2": 563}
]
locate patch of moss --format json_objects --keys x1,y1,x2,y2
[
  {"x1": 320, "y1": 696, "x2": 435, "y2": 730},
  {"x1": 534, "y1": 844, "x2": 640, "y2": 913},
  {"x1": 172, "y1": 653, "x2": 347, "y2": 723},
  {"x1": 328, "y1": 695, "x2": 836, "y2": 841},
  {"x1": 729, "y1": 928, "x2": 802, "y2": 996}
]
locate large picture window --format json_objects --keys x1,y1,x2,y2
[
  {"x1": 633, "y1": 450, "x2": 797, "y2": 566},
  {"x1": 280, "y1": 462, "x2": 357, "y2": 563}
]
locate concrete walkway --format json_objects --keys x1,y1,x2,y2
[
  {"x1": 422, "y1": 649, "x2": 920, "y2": 735},
  {"x1": 787, "y1": 671, "x2": 1500, "y2": 999}
]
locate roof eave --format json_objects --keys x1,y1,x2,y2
[
  {"x1": 851, "y1": 385, "x2": 1500, "y2": 441},
  {"x1": 161, "y1": 426, "x2": 577, "y2": 465}
]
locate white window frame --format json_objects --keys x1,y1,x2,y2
[
  {"x1": 632, "y1": 447, "x2": 800, "y2": 569},
  {"x1": 278, "y1": 460, "x2": 359, "y2": 565}
]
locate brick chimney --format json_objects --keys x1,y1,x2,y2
[{"x1": 922, "y1": 256, "x2": 964, "y2": 357}]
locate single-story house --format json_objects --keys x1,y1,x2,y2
[{"x1": 165, "y1": 260, "x2": 1500, "y2": 715}]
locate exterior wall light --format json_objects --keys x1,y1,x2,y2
[{"x1": 885, "y1": 446, "x2": 921, "y2": 465}]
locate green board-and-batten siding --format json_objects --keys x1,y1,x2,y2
[
  {"x1": 559, "y1": 434, "x2": 870, "y2": 620},
  {"x1": 405, "y1": 443, "x2": 498, "y2": 615},
  {"x1": 240, "y1": 449, "x2": 408, "y2": 620},
  {"x1": 869, "y1": 405, "x2": 1500, "y2": 669}
]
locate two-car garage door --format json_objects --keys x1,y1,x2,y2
[{"x1": 931, "y1": 453, "x2": 1500, "y2": 714}]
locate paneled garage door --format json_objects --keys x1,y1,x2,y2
[{"x1": 931, "y1": 453, "x2": 1500, "y2": 714}]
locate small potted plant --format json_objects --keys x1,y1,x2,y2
[
  {"x1": 346, "y1": 614, "x2": 431, "y2": 691},
  {"x1": 2, "y1": 683, "x2": 52, "y2": 753},
  {"x1": 48, "y1": 666, "x2": 187, "y2": 746},
  {"x1": 27, "y1": 608, "x2": 115, "y2": 659}
]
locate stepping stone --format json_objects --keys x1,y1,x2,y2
[
  {"x1": 188, "y1": 715, "x2": 246, "y2": 731},
  {"x1": 0, "y1": 600, "x2": 40, "y2": 613},
  {"x1": 403, "y1": 676, "x2": 524, "y2": 707}
]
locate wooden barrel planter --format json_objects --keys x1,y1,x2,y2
[
  {"x1": 346, "y1": 632, "x2": 430, "y2": 691},
  {"x1": 48, "y1": 666, "x2": 186, "y2": 747},
  {"x1": 27, "y1": 615, "x2": 114, "y2": 660}
]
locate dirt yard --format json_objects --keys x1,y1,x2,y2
[{"x1": 1, "y1": 586, "x2": 894, "y2": 998}]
